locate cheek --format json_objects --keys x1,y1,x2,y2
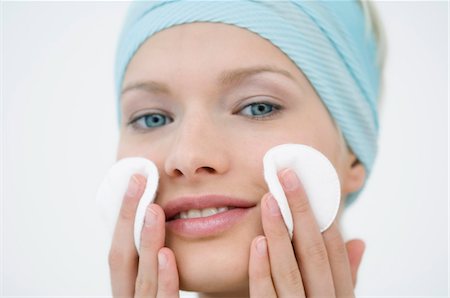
[
  {"x1": 239, "y1": 115, "x2": 345, "y2": 180},
  {"x1": 227, "y1": 131, "x2": 309, "y2": 186},
  {"x1": 116, "y1": 134, "x2": 131, "y2": 160},
  {"x1": 291, "y1": 108, "x2": 345, "y2": 169},
  {"x1": 116, "y1": 133, "x2": 166, "y2": 165},
  {"x1": 116, "y1": 130, "x2": 144, "y2": 160},
  {"x1": 292, "y1": 115, "x2": 349, "y2": 188}
]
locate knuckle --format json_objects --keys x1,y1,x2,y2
[
  {"x1": 328, "y1": 237, "x2": 347, "y2": 259},
  {"x1": 249, "y1": 266, "x2": 270, "y2": 281},
  {"x1": 139, "y1": 229, "x2": 155, "y2": 251},
  {"x1": 267, "y1": 223, "x2": 289, "y2": 239},
  {"x1": 158, "y1": 278, "x2": 170, "y2": 290},
  {"x1": 283, "y1": 266, "x2": 302, "y2": 288},
  {"x1": 324, "y1": 227, "x2": 347, "y2": 258},
  {"x1": 108, "y1": 247, "x2": 127, "y2": 269},
  {"x1": 119, "y1": 198, "x2": 136, "y2": 221},
  {"x1": 289, "y1": 197, "x2": 310, "y2": 215},
  {"x1": 135, "y1": 275, "x2": 156, "y2": 295},
  {"x1": 333, "y1": 242, "x2": 348, "y2": 260},
  {"x1": 303, "y1": 241, "x2": 329, "y2": 264},
  {"x1": 139, "y1": 236, "x2": 153, "y2": 251}
]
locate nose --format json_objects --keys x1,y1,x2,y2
[{"x1": 164, "y1": 111, "x2": 230, "y2": 181}]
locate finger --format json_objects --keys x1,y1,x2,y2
[
  {"x1": 322, "y1": 222, "x2": 355, "y2": 297},
  {"x1": 249, "y1": 236, "x2": 277, "y2": 298},
  {"x1": 345, "y1": 239, "x2": 365, "y2": 287},
  {"x1": 109, "y1": 174, "x2": 146, "y2": 297},
  {"x1": 261, "y1": 194, "x2": 305, "y2": 297},
  {"x1": 156, "y1": 248, "x2": 180, "y2": 298},
  {"x1": 134, "y1": 203, "x2": 166, "y2": 297},
  {"x1": 279, "y1": 169, "x2": 335, "y2": 297}
]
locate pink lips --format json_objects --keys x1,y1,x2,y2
[{"x1": 163, "y1": 195, "x2": 256, "y2": 238}]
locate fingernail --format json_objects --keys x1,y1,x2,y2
[
  {"x1": 281, "y1": 169, "x2": 299, "y2": 191},
  {"x1": 255, "y1": 237, "x2": 267, "y2": 256},
  {"x1": 158, "y1": 250, "x2": 167, "y2": 269},
  {"x1": 145, "y1": 205, "x2": 158, "y2": 227},
  {"x1": 266, "y1": 194, "x2": 280, "y2": 216},
  {"x1": 126, "y1": 175, "x2": 140, "y2": 197}
]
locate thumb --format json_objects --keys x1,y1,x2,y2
[{"x1": 345, "y1": 239, "x2": 365, "y2": 287}]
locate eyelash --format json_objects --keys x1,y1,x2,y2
[
  {"x1": 128, "y1": 112, "x2": 172, "y2": 130},
  {"x1": 128, "y1": 102, "x2": 282, "y2": 130},
  {"x1": 240, "y1": 101, "x2": 282, "y2": 120}
]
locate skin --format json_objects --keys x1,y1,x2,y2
[{"x1": 109, "y1": 22, "x2": 367, "y2": 297}]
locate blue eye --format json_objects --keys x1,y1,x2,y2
[
  {"x1": 132, "y1": 113, "x2": 170, "y2": 129},
  {"x1": 240, "y1": 102, "x2": 279, "y2": 118}
]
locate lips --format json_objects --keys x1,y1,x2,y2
[
  {"x1": 164, "y1": 195, "x2": 256, "y2": 221},
  {"x1": 163, "y1": 194, "x2": 256, "y2": 238}
]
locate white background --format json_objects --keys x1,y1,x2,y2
[{"x1": 1, "y1": 1, "x2": 448, "y2": 297}]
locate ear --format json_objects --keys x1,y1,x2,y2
[{"x1": 341, "y1": 152, "x2": 366, "y2": 194}]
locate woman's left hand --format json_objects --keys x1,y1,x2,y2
[{"x1": 249, "y1": 169, "x2": 365, "y2": 297}]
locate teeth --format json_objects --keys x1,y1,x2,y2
[
  {"x1": 201, "y1": 207, "x2": 218, "y2": 217},
  {"x1": 218, "y1": 207, "x2": 228, "y2": 212},
  {"x1": 178, "y1": 207, "x2": 230, "y2": 219},
  {"x1": 187, "y1": 209, "x2": 202, "y2": 219}
]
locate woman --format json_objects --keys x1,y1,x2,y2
[{"x1": 108, "y1": 1, "x2": 385, "y2": 297}]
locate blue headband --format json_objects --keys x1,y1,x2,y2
[{"x1": 115, "y1": 0, "x2": 381, "y2": 204}]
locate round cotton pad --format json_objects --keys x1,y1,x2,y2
[
  {"x1": 263, "y1": 144, "x2": 341, "y2": 238},
  {"x1": 95, "y1": 157, "x2": 159, "y2": 253}
]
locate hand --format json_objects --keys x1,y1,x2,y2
[
  {"x1": 108, "y1": 174, "x2": 180, "y2": 297},
  {"x1": 249, "y1": 169, "x2": 365, "y2": 297}
]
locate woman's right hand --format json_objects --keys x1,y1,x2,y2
[{"x1": 108, "y1": 174, "x2": 180, "y2": 297}]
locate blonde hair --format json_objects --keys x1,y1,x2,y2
[
  {"x1": 359, "y1": 1, "x2": 387, "y2": 72},
  {"x1": 358, "y1": 0, "x2": 387, "y2": 104}
]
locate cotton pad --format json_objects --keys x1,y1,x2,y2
[
  {"x1": 95, "y1": 157, "x2": 159, "y2": 253},
  {"x1": 96, "y1": 145, "x2": 339, "y2": 251},
  {"x1": 263, "y1": 144, "x2": 341, "y2": 238}
]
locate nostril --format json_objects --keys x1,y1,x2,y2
[
  {"x1": 200, "y1": 166, "x2": 215, "y2": 174},
  {"x1": 172, "y1": 167, "x2": 215, "y2": 177},
  {"x1": 174, "y1": 169, "x2": 183, "y2": 177}
]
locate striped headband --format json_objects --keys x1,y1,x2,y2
[{"x1": 114, "y1": 0, "x2": 381, "y2": 204}]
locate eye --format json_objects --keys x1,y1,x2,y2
[
  {"x1": 240, "y1": 102, "x2": 280, "y2": 118},
  {"x1": 130, "y1": 113, "x2": 172, "y2": 129}
]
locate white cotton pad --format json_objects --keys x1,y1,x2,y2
[
  {"x1": 263, "y1": 144, "x2": 341, "y2": 238},
  {"x1": 95, "y1": 157, "x2": 159, "y2": 253}
]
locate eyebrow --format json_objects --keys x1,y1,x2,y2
[
  {"x1": 121, "y1": 80, "x2": 170, "y2": 96},
  {"x1": 218, "y1": 66, "x2": 296, "y2": 87},
  {"x1": 121, "y1": 65, "x2": 296, "y2": 96}
]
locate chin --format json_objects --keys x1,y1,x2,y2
[
  {"x1": 166, "y1": 221, "x2": 261, "y2": 295},
  {"x1": 180, "y1": 260, "x2": 249, "y2": 295}
]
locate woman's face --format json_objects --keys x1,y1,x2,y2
[{"x1": 118, "y1": 23, "x2": 362, "y2": 295}]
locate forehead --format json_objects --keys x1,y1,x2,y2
[{"x1": 123, "y1": 22, "x2": 307, "y2": 88}]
